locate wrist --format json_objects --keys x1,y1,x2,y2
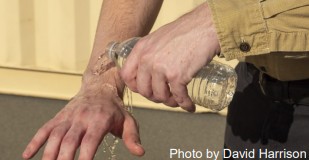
[{"x1": 81, "y1": 67, "x2": 125, "y2": 97}]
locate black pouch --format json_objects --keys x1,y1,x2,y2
[{"x1": 261, "y1": 100, "x2": 295, "y2": 144}]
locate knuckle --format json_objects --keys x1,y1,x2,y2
[
  {"x1": 120, "y1": 73, "x2": 136, "y2": 91},
  {"x1": 37, "y1": 127, "x2": 49, "y2": 136},
  {"x1": 72, "y1": 120, "x2": 84, "y2": 128},
  {"x1": 49, "y1": 124, "x2": 68, "y2": 140},
  {"x1": 138, "y1": 89, "x2": 152, "y2": 98},
  {"x1": 77, "y1": 107, "x2": 89, "y2": 118},
  {"x1": 166, "y1": 71, "x2": 191, "y2": 84},
  {"x1": 62, "y1": 136, "x2": 75, "y2": 145},
  {"x1": 139, "y1": 55, "x2": 149, "y2": 65},
  {"x1": 96, "y1": 109, "x2": 113, "y2": 120},
  {"x1": 82, "y1": 134, "x2": 95, "y2": 144},
  {"x1": 120, "y1": 69, "x2": 130, "y2": 82},
  {"x1": 49, "y1": 130, "x2": 63, "y2": 140},
  {"x1": 183, "y1": 74, "x2": 193, "y2": 83},
  {"x1": 166, "y1": 71, "x2": 178, "y2": 82},
  {"x1": 152, "y1": 62, "x2": 165, "y2": 73},
  {"x1": 90, "y1": 112, "x2": 113, "y2": 128},
  {"x1": 54, "y1": 111, "x2": 65, "y2": 120}
]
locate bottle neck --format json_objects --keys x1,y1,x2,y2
[{"x1": 106, "y1": 42, "x2": 119, "y2": 62}]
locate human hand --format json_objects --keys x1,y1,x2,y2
[
  {"x1": 22, "y1": 70, "x2": 144, "y2": 160},
  {"x1": 120, "y1": 3, "x2": 220, "y2": 112}
]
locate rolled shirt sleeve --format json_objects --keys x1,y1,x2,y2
[{"x1": 207, "y1": 0, "x2": 309, "y2": 60}]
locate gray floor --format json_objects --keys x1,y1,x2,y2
[{"x1": 0, "y1": 94, "x2": 226, "y2": 160}]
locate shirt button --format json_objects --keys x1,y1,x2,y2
[{"x1": 239, "y1": 42, "x2": 251, "y2": 52}]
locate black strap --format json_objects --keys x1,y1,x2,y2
[{"x1": 258, "y1": 70, "x2": 309, "y2": 105}]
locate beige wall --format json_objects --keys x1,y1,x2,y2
[
  {"x1": 0, "y1": 0, "x2": 205, "y2": 73},
  {"x1": 0, "y1": 0, "x2": 102, "y2": 73}
]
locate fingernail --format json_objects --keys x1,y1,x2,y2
[
  {"x1": 184, "y1": 106, "x2": 195, "y2": 113},
  {"x1": 23, "y1": 147, "x2": 32, "y2": 158},
  {"x1": 135, "y1": 140, "x2": 142, "y2": 146},
  {"x1": 186, "y1": 108, "x2": 195, "y2": 113},
  {"x1": 23, "y1": 149, "x2": 28, "y2": 154},
  {"x1": 22, "y1": 151, "x2": 29, "y2": 159},
  {"x1": 188, "y1": 108, "x2": 196, "y2": 113}
]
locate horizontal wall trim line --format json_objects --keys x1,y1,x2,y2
[{"x1": 0, "y1": 67, "x2": 227, "y2": 115}]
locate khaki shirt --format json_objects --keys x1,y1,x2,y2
[
  {"x1": 245, "y1": 52, "x2": 309, "y2": 81},
  {"x1": 207, "y1": 0, "x2": 309, "y2": 81}
]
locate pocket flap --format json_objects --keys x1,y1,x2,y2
[{"x1": 262, "y1": 0, "x2": 309, "y2": 18}]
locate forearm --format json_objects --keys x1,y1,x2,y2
[{"x1": 81, "y1": 0, "x2": 163, "y2": 93}]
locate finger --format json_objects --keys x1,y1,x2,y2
[
  {"x1": 78, "y1": 121, "x2": 110, "y2": 160},
  {"x1": 136, "y1": 61, "x2": 153, "y2": 99},
  {"x1": 57, "y1": 123, "x2": 85, "y2": 160},
  {"x1": 42, "y1": 122, "x2": 70, "y2": 160},
  {"x1": 121, "y1": 70, "x2": 138, "y2": 93},
  {"x1": 23, "y1": 120, "x2": 56, "y2": 159},
  {"x1": 152, "y1": 70, "x2": 178, "y2": 106},
  {"x1": 163, "y1": 94, "x2": 179, "y2": 107},
  {"x1": 120, "y1": 41, "x2": 144, "y2": 92},
  {"x1": 170, "y1": 83, "x2": 196, "y2": 112},
  {"x1": 122, "y1": 115, "x2": 145, "y2": 156}
]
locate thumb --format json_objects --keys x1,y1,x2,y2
[{"x1": 122, "y1": 114, "x2": 145, "y2": 156}]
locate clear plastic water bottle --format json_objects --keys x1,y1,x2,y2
[{"x1": 106, "y1": 37, "x2": 237, "y2": 111}]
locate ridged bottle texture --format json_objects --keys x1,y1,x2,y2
[{"x1": 106, "y1": 37, "x2": 237, "y2": 111}]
